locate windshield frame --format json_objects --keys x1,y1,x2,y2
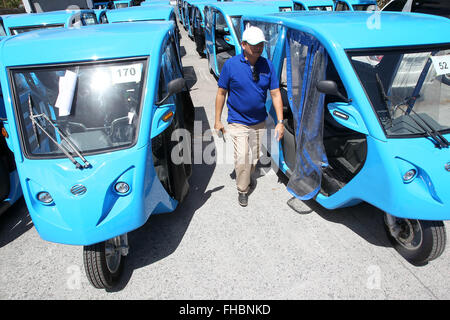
[
  {"x1": 8, "y1": 56, "x2": 149, "y2": 160},
  {"x1": 346, "y1": 43, "x2": 450, "y2": 139},
  {"x1": 229, "y1": 15, "x2": 242, "y2": 44},
  {"x1": 10, "y1": 23, "x2": 65, "y2": 35}
]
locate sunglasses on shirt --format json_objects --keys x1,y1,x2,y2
[{"x1": 252, "y1": 68, "x2": 259, "y2": 82}]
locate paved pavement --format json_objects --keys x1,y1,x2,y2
[{"x1": 0, "y1": 21, "x2": 449, "y2": 300}]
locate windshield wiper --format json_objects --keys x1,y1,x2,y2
[
  {"x1": 375, "y1": 72, "x2": 389, "y2": 109},
  {"x1": 28, "y1": 94, "x2": 40, "y2": 147},
  {"x1": 28, "y1": 94, "x2": 91, "y2": 169},
  {"x1": 375, "y1": 71, "x2": 448, "y2": 149},
  {"x1": 405, "y1": 54, "x2": 435, "y2": 114},
  {"x1": 396, "y1": 104, "x2": 449, "y2": 149}
]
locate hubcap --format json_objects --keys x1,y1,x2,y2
[
  {"x1": 385, "y1": 215, "x2": 423, "y2": 250},
  {"x1": 104, "y1": 238, "x2": 121, "y2": 274}
]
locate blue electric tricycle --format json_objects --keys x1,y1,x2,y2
[
  {"x1": 187, "y1": 0, "x2": 209, "y2": 56},
  {"x1": 0, "y1": 21, "x2": 194, "y2": 288},
  {"x1": 242, "y1": 11, "x2": 450, "y2": 264},
  {"x1": 203, "y1": 1, "x2": 294, "y2": 77}
]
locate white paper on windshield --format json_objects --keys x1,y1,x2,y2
[
  {"x1": 55, "y1": 70, "x2": 77, "y2": 117},
  {"x1": 128, "y1": 112, "x2": 135, "y2": 124},
  {"x1": 110, "y1": 63, "x2": 142, "y2": 84},
  {"x1": 430, "y1": 55, "x2": 450, "y2": 76}
]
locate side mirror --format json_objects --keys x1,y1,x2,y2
[
  {"x1": 156, "y1": 78, "x2": 186, "y2": 106},
  {"x1": 316, "y1": 80, "x2": 351, "y2": 103}
]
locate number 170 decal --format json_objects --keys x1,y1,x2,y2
[{"x1": 110, "y1": 63, "x2": 143, "y2": 84}]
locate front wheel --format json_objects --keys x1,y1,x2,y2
[
  {"x1": 384, "y1": 213, "x2": 446, "y2": 264},
  {"x1": 83, "y1": 234, "x2": 128, "y2": 289}
]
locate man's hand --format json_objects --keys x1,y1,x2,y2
[
  {"x1": 214, "y1": 120, "x2": 226, "y2": 135},
  {"x1": 274, "y1": 122, "x2": 284, "y2": 141}
]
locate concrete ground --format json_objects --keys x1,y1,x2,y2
[{"x1": 0, "y1": 21, "x2": 449, "y2": 300}]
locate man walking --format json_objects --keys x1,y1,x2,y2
[{"x1": 214, "y1": 26, "x2": 284, "y2": 207}]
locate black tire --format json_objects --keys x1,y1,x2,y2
[
  {"x1": 384, "y1": 213, "x2": 447, "y2": 264},
  {"x1": 83, "y1": 240, "x2": 125, "y2": 289}
]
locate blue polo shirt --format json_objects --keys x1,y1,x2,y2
[{"x1": 218, "y1": 53, "x2": 279, "y2": 126}]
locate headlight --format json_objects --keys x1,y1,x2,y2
[
  {"x1": 402, "y1": 169, "x2": 417, "y2": 183},
  {"x1": 114, "y1": 182, "x2": 130, "y2": 195},
  {"x1": 37, "y1": 191, "x2": 53, "y2": 204}
]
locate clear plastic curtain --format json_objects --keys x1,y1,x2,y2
[{"x1": 286, "y1": 30, "x2": 328, "y2": 200}]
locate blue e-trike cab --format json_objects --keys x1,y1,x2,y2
[
  {"x1": 292, "y1": 0, "x2": 334, "y2": 11},
  {"x1": 203, "y1": 1, "x2": 294, "y2": 77},
  {"x1": 182, "y1": 0, "x2": 208, "y2": 39},
  {"x1": 1, "y1": 9, "x2": 98, "y2": 36},
  {"x1": 334, "y1": 0, "x2": 377, "y2": 11},
  {"x1": 242, "y1": 11, "x2": 450, "y2": 264},
  {"x1": 187, "y1": 0, "x2": 210, "y2": 56},
  {"x1": 0, "y1": 21, "x2": 194, "y2": 289}
]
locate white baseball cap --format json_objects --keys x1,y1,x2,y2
[{"x1": 242, "y1": 26, "x2": 266, "y2": 45}]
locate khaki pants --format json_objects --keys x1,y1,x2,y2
[{"x1": 228, "y1": 121, "x2": 266, "y2": 194}]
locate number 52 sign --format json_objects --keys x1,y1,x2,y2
[{"x1": 431, "y1": 55, "x2": 450, "y2": 76}]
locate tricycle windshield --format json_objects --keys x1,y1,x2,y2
[
  {"x1": 11, "y1": 58, "x2": 147, "y2": 158},
  {"x1": 230, "y1": 16, "x2": 242, "y2": 43},
  {"x1": 348, "y1": 46, "x2": 450, "y2": 137},
  {"x1": 309, "y1": 6, "x2": 333, "y2": 11},
  {"x1": 10, "y1": 24, "x2": 65, "y2": 35},
  {"x1": 115, "y1": 3, "x2": 129, "y2": 9},
  {"x1": 352, "y1": 5, "x2": 376, "y2": 11}
]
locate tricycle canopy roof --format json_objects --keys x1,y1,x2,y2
[
  {"x1": 22, "y1": 0, "x2": 94, "y2": 12},
  {"x1": 242, "y1": 11, "x2": 450, "y2": 49},
  {"x1": 105, "y1": 5, "x2": 174, "y2": 22},
  {"x1": 0, "y1": 21, "x2": 173, "y2": 67},
  {"x1": 1, "y1": 9, "x2": 96, "y2": 34},
  {"x1": 204, "y1": 1, "x2": 294, "y2": 16}
]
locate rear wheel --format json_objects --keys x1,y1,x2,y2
[
  {"x1": 83, "y1": 235, "x2": 128, "y2": 289},
  {"x1": 384, "y1": 213, "x2": 446, "y2": 264}
]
